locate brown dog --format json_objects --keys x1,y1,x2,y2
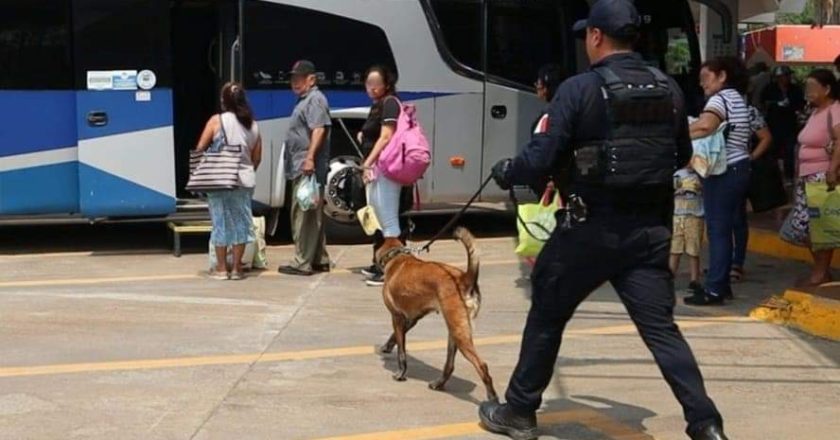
[{"x1": 376, "y1": 227, "x2": 498, "y2": 401}]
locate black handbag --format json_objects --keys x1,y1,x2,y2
[{"x1": 748, "y1": 155, "x2": 787, "y2": 213}]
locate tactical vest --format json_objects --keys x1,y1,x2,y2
[{"x1": 573, "y1": 66, "x2": 678, "y2": 189}]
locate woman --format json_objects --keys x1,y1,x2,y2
[
  {"x1": 730, "y1": 103, "x2": 773, "y2": 283},
  {"x1": 780, "y1": 69, "x2": 840, "y2": 287},
  {"x1": 523, "y1": 64, "x2": 567, "y2": 268},
  {"x1": 685, "y1": 57, "x2": 752, "y2": 305},
  {"x1": 358, "y1": 65, "x2": 406, "y2": 286},
  {"x1": 195, "y1": 82, "x2": 262, "y2": 280}
]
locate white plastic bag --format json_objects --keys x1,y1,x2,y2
[
  {"x1": 295, "y1": 175, "x2": 321, "y2": 211},
  {"x1": 208, "y1": 216, "x2": 268, "y2": 271}
]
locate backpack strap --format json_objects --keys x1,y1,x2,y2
[
  {"x1": 644, "y1": 66, "x2": 671, "y2": 87},
  {"x1": 593, "y1": 66, "x2": 625, "y2": 93}
]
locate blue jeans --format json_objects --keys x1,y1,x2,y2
[
  {"x1": 732, "y1": 201, "x2": 748, "y2": 268},
  {"x1": 369, "y1": 174, "x2": 402, "y2": 238},
  {"x1": 703, "y1": 160, "x2": 751, "y2": 296}
]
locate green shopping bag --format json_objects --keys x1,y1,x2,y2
[
  {"x1": 805, "y1": 182, "x2": 840, "y2": 250},
  {"x1": 514, "y1": 192, "x2": 562, "y2": 258}
]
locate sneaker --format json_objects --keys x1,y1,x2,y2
[
  {"x1": 684, "y1": 289, "x2": 725, "y2": 306},
  {"x1": 687, "y1": 281, "x2": 704, "y2": 296},
  {"x1": 366, "y1": 273, "x2": 385, "y2": 287},
  {"x1": 361, "y1": 265, "x2": 380, "y2": 279}
]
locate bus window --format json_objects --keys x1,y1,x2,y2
[
  {"x1": 425, "y1": 0, "x2": 588, "y2": 89},
  {"x1": 73, "y1": 0, "x2": 172, "y2": 90},
  {"x1": 242, "y1": 2, "x2": 397, "y2": 90},
  {"x1": 425, "y1": 0, "x2": 483, "y2": 78},
  {"x1": 486, "y1": 0, "x2": 586, "y2": 89},
  {"x1": 0, "y1": 0, "x2": 72, "y2": 90}
]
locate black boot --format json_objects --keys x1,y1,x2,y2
[
  {"x1": 478, "y1": 400, "x2": 538, "y2": 440},
  {"x1": 690, "y1": 423, "x2": 729, "y2": 440}
]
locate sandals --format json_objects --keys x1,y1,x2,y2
[
  {"x1": 209, "y1": 271, "x2": 229, "y2": 280},
  {"x1": 729, "y1": 266, "x2": 744, "y2": 283}
]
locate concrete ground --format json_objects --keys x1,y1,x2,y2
[{"x1": 1, "y1": 229, "x2": 839, "y2": 440}]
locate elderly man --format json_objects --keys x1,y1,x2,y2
[{"x1": 278, "y1": 60, "x2": 332, "y2": 276}]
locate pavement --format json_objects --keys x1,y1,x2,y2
[{"x1": 1, "y1": 233, "x2": 839, "y2": 440}]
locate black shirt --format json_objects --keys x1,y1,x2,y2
[
  {"x1": 761, "y1": 83, "x2": 805, "y2": 135},
  {"x1": 506, "y1": 52, "x2": 692, "y2": 209},
  {"x1": 361, "y1": 95, "x2": 401, "y2": 154}
]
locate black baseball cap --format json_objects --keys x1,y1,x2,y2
[
  {"x1": 573, "y1": 0, "x2": 641, "y2": 39},
  {"x1": 290, "y1": 60, "x2": 316, "y2": 76}
]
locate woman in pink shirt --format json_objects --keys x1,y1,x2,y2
[{"x1": 780, "y1": 69, "x2": 840, "y2": 287}]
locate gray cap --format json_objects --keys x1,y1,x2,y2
[{"x1": 290, "y1": 60, "x2": 316, "y2": 76}]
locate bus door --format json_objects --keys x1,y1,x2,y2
[
  {"x1": 73, "y1": 0, "x2": 176, "y2": 217},
  {"x1": 171, "y1": 0, "x2": 241, "y2": 199},
  {"x1": 480, "y1": 0, "x2": 587, "y2": 201}
]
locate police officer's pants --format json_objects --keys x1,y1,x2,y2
[{"x1": 505, "y1": 211, "x2": 722, "y2": 433}]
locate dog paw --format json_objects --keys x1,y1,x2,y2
[
  {"x1": 378, "y1": 345, "x2": 394, "y2": 354},
  {"x1": 392, "y1": 373, "x2": 407, "y2": 382},
  {"x1": 428, "y1": 380, "x2": 446, "y2": 391}
]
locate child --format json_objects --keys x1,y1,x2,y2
[{"x1": 670, "y1": 168, "x2": 704, "y2": 294}]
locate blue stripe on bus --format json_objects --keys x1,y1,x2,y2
[
  {"x1": 78, "y1": 163, "x2": 175, "y2": 217},
  {"x1": 76, "y1": 89, "x2": 173, "y2": 141},
  {"x1": 0, "y1": 91, "x2": 77, "y2": 158},
  {"x1": 249, "y1": 90, "x2": 448, "y2": 120},
  {"x1": 0, "y1": 162, "x2": 79, "y2": 215}
]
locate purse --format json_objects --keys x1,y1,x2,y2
[
  {"x1": 186, "y1": 115, "x2": 244, "y2": 193},
  {"x1": 826, "y1": 109, "x2": 836, "y2": 156}
]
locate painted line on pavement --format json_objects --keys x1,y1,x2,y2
[
  {"x1": 0, "y1": 316, "x2": 750, "y2": 379},
  {"x1": 313, "y1": 408, "x2": 651, "y2": 440},
  {"x1": 0, "y1": 259, "x2": 522, "y2": 289}
]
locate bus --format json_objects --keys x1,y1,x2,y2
[{"x1": 0, "y1": 0, "x2": 717, "y2": 239}]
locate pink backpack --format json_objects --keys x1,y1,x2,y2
[{"x1": 377, "y1": 101, "x2": 431, "y2": 185}]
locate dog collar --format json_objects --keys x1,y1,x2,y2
[{"x1": 378, "y1": 247, "x2": 412, "y2": 268}]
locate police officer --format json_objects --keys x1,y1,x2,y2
[{"x1": 478, "y1": 1, "x2": 727, "y2": 440}]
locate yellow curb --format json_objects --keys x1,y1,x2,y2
[
  {"x1": 750, "y1": 289, "x2": 840, "y2": 341},
  {"x1": 746, "y1": 227, "x2": 840, "y2": 268}
]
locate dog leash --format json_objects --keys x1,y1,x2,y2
[
  {"x1": 417, "y1": 174, "x2": 495, "y2": 253},
  {"x1": 508, "y1": 187, "x2": 553, "y2": 243}
]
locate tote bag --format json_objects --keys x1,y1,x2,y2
[{"x1": 186, "y1": 115, "x2": 244, "y2": 193}]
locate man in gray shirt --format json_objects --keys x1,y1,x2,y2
[{"x1": 278, "y1": 60, "x2": 331, "y2": 276}]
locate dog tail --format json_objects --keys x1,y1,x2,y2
[{"x1": 453, "y1": 226, "x2": 481, "y2": 319}]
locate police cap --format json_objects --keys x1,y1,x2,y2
[{"x1": 573, "y1": 0, "x2": 641, "y2": 39}]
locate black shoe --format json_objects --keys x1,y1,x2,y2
[
  {"x1": 361, "y1": 265, "x2": 380, "y2": 279},
  {"x1": 313, "y1": 263, "x2": 331, "y2": 273},
  {"x1": 684, "y1": 289, "x2": 725, "y2": 306},
  {"x1": 478, "y1": 401, "x2": 538, "y2": 440},
  {"x1": 365, "y1": 273, "x2": 385, "y2": 287},
  {"x1": 277, "y1": 265, "x2": 314, "y2": 276},
  {"x1": 687, "y1": 281, "x2": 704, "y2": 296},
  {"x1": 690, "y1": 423, "x2": 729, "y2": 440}
]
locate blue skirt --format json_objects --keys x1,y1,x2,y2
[{"x1": 207, "y1": 188, "x2": 255, "y2": 246}]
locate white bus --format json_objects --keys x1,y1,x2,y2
[{"x1": 0, "y1": 0, "x2": 721, "y2": 238}]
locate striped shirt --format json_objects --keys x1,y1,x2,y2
[{"x1": 704, "y1": 89, "x2": 751, "y2": 164}]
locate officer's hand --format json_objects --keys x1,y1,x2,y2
[{"x1": 491, "y1": 158, "x2": 512, "y2": 190}]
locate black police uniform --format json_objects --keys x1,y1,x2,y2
[{"x1": 497, "y1": 52, "x2": 723, "y2": 435}]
